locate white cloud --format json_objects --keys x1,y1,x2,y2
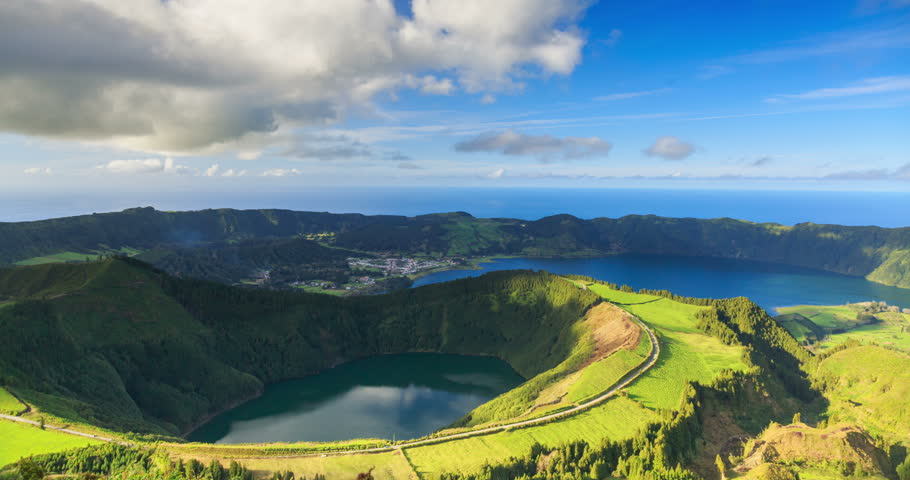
[
  {"x1": 98, "y1": 159, "x2": 168, "y2": 174},
  {"x1": 261, "y1": 168, "x2": 303, "y2": 177},
  {"x1": 487, "y1": 167, "x2": 506, "y2": 179},
  {"x1": 480, "y1": 94, "x2": 497, "y2": 104},
  {"x1": 455, "y1": 130, "x2": 612, "y2": 162},
  {"x1": 97, "y1": 157, "x2": 195, "y2": 174},
  {"x1": 595, "y1": 88, "x2": 671, "y2": 102},
  {"x1": 769, "y1": 76, "x2": 910, "y2": 101},
  {"x1": 0, "y1": 0, "x2": 590, "y2": 153},
  {"x1": 417, "y1": 76, "x2": 455, "y2": 95},
  {"x1": 644, "y1": 136, "x2": 695, "y2": 160},
  {"x1": 23, "y1": 167, "x2": 52, "y2": 175},
  {"x1": 203, "y1": 164, "x2": 221, "y2": 177},
  {"x1": 222, "y1": 169, "x2": 247, "y2": 177}
]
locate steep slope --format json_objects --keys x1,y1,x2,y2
[
  {"x1": 731, "y1": 423, "x2": 895, "y2": 479},
  {"x1": 0, "y1": 259, "x2": 601, "y2": 435}
]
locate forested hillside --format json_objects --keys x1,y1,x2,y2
[
  {"x1": 0, "y1": 259, "x2": 599, "y2": 435},
  {"x1": 2, "y1": 207, "x2": 910, "y2": 289}
]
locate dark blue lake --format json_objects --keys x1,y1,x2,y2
[{"x1": 413, "y1": 255, "x2": 910, "y2": 312}]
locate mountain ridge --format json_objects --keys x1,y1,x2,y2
[{"x1": 2, "y1": 207, "x2": 910, "y2": 289}]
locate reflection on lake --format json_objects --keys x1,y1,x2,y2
[{"x1": 187, "y1": 353, "x2": 523, "y2": 444}]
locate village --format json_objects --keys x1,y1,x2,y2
[
  {"x1": 347, "y1": 256, "x2": 461, "y2": 276},
  {"x1": 282, "y1": 256, "x2": 466, "y2": 294}
]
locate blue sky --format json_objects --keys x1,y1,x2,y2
[{"x1": 0, "y1": 0, "x2": 908, "y2": 192}]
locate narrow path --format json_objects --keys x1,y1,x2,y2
[{"x1": 0, "y1": 413, "x2": 126, "y2": 445}]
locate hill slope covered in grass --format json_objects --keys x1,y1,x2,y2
[
  {"x1": 0, "y1": 259, "x2": 601, "y2": 435},
  {"x1": 4, "y1": 264, "x2": 910, "y2": 480},
  {"x1": 3, "y1": 207, "x2": 910, "y2": 288}
]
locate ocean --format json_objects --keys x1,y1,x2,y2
[{"x1": 1, "y1": 188, "x2": 908, "y2": 227}]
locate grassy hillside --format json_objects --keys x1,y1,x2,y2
[
  {"x1": 3, "y1": 207, "x2": 910, "y2": 289},
  {"x1": 0, "y1": 387, "x2": 25, "y2": 415},
  {"x1": 776, "y1": 303, "x2": 910, "y2": 353},
  {"x1": 0, "y1": 420, "x2": 102, "y2": 467},
  {"x1": 775, "y1": 313, "x2": 827, "y2": 344},
  {"x1": 4, "y1": 263, "x2": 890, "y2": 480},
  {"x1": 812, "y1": 345, "x2": 910, "y2": 444},
  {"x1": 0, "y1": 259, "x2": 601, "y2": 435}
]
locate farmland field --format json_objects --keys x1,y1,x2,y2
[
  {"x1": 776, "y1": 305, "x2": 858, "y2": 329},
  {"x1": 0, "y1": 420, "x2": 102, "y2": 467},
  {"x1": 778, "y1": 305, "x2": 910, "y2": 353}
]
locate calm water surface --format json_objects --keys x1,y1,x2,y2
[
  {"x1": 187, "y1": 353, "x2": 523, "y2": 444},
  {"x1": 414, "y1": 255, "x2": 910, "y2": 312}
]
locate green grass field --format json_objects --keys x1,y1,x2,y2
[
  {"x1": 775, "y1": 313, "x2": 825, "y2": 343},
  {"x1": 173, "y1": 450, "x2": 415, "y2": 480},
  {"x1": 14, "y1": 247, "x2": 143, "y2": 266},
  {"x1": 589, "y1": 285, "x2": 749, "y2": 410},
  {"x1": 0, "y1": 420, "x2": 102, "y2": 468},
  {"x1": 404, "y1": 395, "x2": 658, "y2": 478},
  {"x1": 0, "y1": 387, "x2": 25, "y2": 415},
  {"x1": 775, "y1": 305, "x2": 858, "y2": 329},
  {"x1": 817, "y1": 320, "x2": 910, "y2": 353},
  {"x1": 402, "y1": 283, "x2": 749, "y2": 479},
  {"x1": 815, "y1": 345, "x2": 910, "y2": 442},
  {"x1": 567, "y1": 347, "x2": 644, "y2": 403},
  {"x1": 296, "y1": 285, "x2": 348, "y2": 296},
  {"x1": 777, "y1": 305, "x2": 910, "y2": 353}
]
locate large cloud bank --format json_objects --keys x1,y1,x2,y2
[{"x1": 0, "y1": 0, "x2": 589, "y2": 153}]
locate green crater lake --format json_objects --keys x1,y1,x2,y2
[{"x1": 187, "y1": 353, "x2": 524, "y2": 444}]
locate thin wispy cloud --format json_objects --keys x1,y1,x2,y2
[
  {"x1": 603, "y1": 29, "x2": 623, "y2": 46},
  {"x1": 768, "y1": 76, "x2": 910, "y2": 102},
  {"x1": 747, "y1": 157, "x2": 773, "y2": 167},
  {"x1": 729, "y1": 26, "x2": 910, "y2": 64},
  {"x1": 595, "y1": 88, "x2": 672, "y2": 102},
  {"x1": 682, "y1": 95, "x2": 910, "y2": 122},
  {"x1": 697, "y1": 65, "x2": 734, "y2": 80},
  {"x1": 826, "y1": 163, "x2": 910, "y2": 181},
  {"x1": 397, "y1": 162, "x2": 424, "y2": 170}
]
